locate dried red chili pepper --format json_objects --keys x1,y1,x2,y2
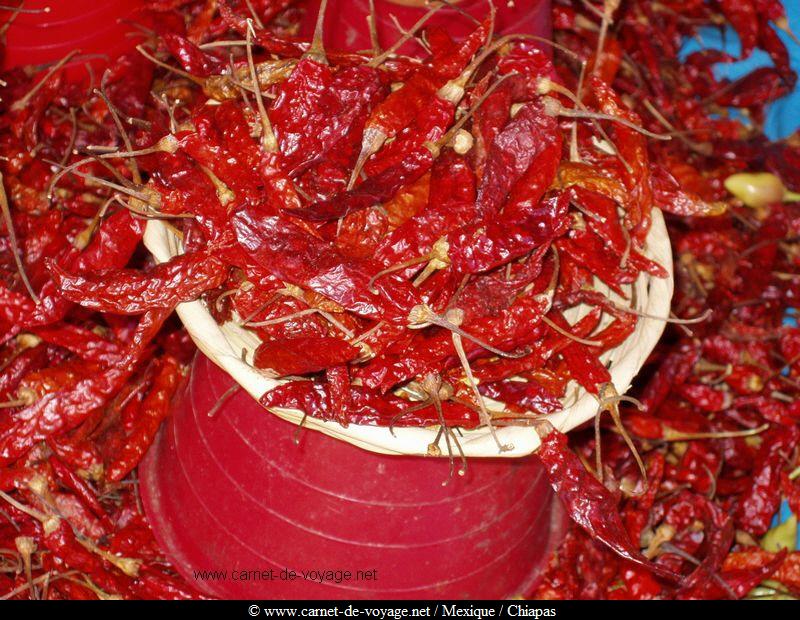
[
  {"x1": 253, "y1": 336, "x2": 361, "y2": 376},
  {"x1": 535, "y1": 425, "x2": 677, "y2": 582},
  {"x1": 106, "y1": 355, "x2": 181, "y2": 482},
  {"x1": 49, "y1": 252, "x2": 228, "y2": 315},
  {"x1": 734, "y1": 427, "x2": 800, "y2": 536}
]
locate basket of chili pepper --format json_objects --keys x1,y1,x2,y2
[{"x1": 129, "y1": 0, "x2": 680, "y2": 463}]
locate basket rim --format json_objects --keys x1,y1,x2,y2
[{"x1": 143, "y1": 208, "x2": 674, "y2": 458}]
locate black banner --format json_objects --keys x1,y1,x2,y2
[{"x1": 1, "y1": 600, "x2": 796, "y2": 616}]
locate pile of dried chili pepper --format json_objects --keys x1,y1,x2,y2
[
  {"x1": 33, "y1": 0, "x2": 677, "y2": 460},
  {"x1": 0, "y1": 0, "x2": 798, "y2": 600},
  {"x1": 532, "y1": 0, "x2": 800, "y2": 600}
]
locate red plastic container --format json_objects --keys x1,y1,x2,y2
[
  {"x1": 299, "y1": 0, "x2": 552, "y2": 52},
  {"x1": 0, "y1": 0, "x2": 146, "y2": 73},
  {"x1": 140, "y1": 354, "x2": 565, "y2": 599}
]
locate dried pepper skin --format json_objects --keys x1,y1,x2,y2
[
  {"x1": 163, "y1": 33, "x2": 227, "y2": 77},
  {"x1": 49, "y1": 252, "x2": 228, "y2": 315},
  {"x1": 32, "y1": 324, "x2": 121, "y2": 364},
  {"x1": 375, "y1": 151, "x2": 476, "y2": 270},
  {"x1": 270, "y1": 59, "x2": 387, "y2": 180},
  {"x1": 233, "y1": 210, "x2": 421, "y2": 320},
  {"x1": 475, "y1": 102, "x2": 562, "y2": 218},
  {"x1": 254, "y1": 336, "x2": 361, "y2": 376}
]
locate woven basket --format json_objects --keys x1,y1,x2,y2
[{"x1": 143, "y1": 208, "x2": 673, "y2": 458}]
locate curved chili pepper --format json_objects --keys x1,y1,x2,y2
[
  {"x1": 106, "y1": 355, "x2": 181, "y2": 482},
  {"x1": 49, "y1": 252, "x2": 228, "y2": 315},
  {"x1": 535, "y1": 426, "x2": 678, "y2": 583}
]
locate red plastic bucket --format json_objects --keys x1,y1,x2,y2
[
  {"x1": 299, "y1": 0, "x2": 552, "y2": 52},
  {"x1": 0, "y1": 0, "x2": 146, "y2": 72},
  {"x1": 140, "y1": 353, "x2": 565, "y2": 599}
]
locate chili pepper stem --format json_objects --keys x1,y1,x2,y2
[
  {"x1": 246, "y1": 307, "x2": 355, "y2": 340},
  {"x1": 595, "y1": 383, "x2": 649, "y2": 497},
  {"x1": 435, "y1": 74, "x2": 516, "y2": 150},
  {"x1": 207, "y1": 384, "x2": 241, "y2": 418},
  {"x1": 367, "y1": 256, "x2": 430, "y2": 293},
  {"x1": 367, "y1": 4, "x2": 442, "y2": 68},
  {"x1": 541, "y1": 315, "x2": 602, "y2": 347},
  {"x1": 245, "y1": 20, "x2": 278, "y2": 152},
  {"x1": 348, "y1": 127, "x2": 387, "y2": 190},
  {"x1": 14, "y1": 537, "x2": 36, "y2": 600},
  {"x1": 135, "y1": 45, "x2": 204, "y2": 86},
  {"x1": 774, "y1": 16, "x2": 800, "y2": 47},
  {"x1": 366, "y1": 0, "x2": 381, "y2": 56},
  {"x1": 420, "y1": 373, "x2": 467, "y2": 480},
  {"x1": 244, "y1": 0, "x2": 265, "y2": 29},
  {"x1": 451, "y1": 332, "x2": 511, "y2": 453},
  {"x1": 595, "y1": 0, "x2": 621, "y2": 65},
  {"x1": 0, "y1": 3, "x2": 50, "y2": 12},
  {"x1": 0, "y1": 172, "x2": 39, "y2": 304},
  {"x1": 657, "y1": 423, "x2": 771, "y2": 443},
  {"x1": 601, "y1": 297, "x2": 712, "y2": 325},
  {"x1": 87, "y1": 135, "x2": 180, "y2": 161},
  {"x1": 408, "y1": 304, "x2": 526, "y2": 358},
  {"x1": 0, "y1": 571, "x2": 80, "y2": 601},
  {"x1": 570, "y1": 62, "x2": 588, "y2": 163},
  {"x1": 642, "y1": 99, "x2": 712, "y2": 155},
  {"x1": 540, "y1": 80, "x2": 633, "y2": 173},
  {"x1": 96, "y1": 75, "x2": 142, "y2": 185},
  {"x1": 59, "y1": 107, "x2": 78, "y2": 168},
  {"x1": 199, "y1": 165, "x2": 235, "y2": 206},
  {"x1": 0, "y1": 491, "x2": 48, "y2": 524},
  {"x1": 305, "y1": 0, "x2": 329, "y2": 65},
  {"x1": 543, "y1": 96, "x2": 671, "y2": 141}
]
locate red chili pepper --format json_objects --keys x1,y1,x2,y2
[
  {"x1": 375, "y1": 151, "x2": 476, "y2": 270},
  {"x1": 162, "y1": 33, "x2": 227, "y2": 77},
  {"x1": 271, "y1": 60, "x2": 387, "y2": 179},
  {"x1": 40, "y1": 517, "x2": 132, "y2": 596},
  {"x1": 734, "y1": 427, "x2": 800, "y2": 536},
  {"x1": 49, "y1": 456, "x2": 112, "y2": 529},
  {"x1": 718, "y1": 0, "x2": 759, "y2": 57},
  {"x1": 535, "y1": 426, "x2": 678, "y2": 583},
  {"x1": 723, "y1": 550, "x2": 800, "y2": 592},
  {"x1": 260, "y1": 379, "x2": 479, "y2": 428},
  {"x1": 780, "y1": 471, "x2": 800, "y2": 519},
  {"x1": 106, "y1": 355, "x2": 181, "y2": 482},
  {"x1": 325, "y1": 365, "x2": 351, "y2": 427},
  {"x1": 49, "y1": 252, "x2": 228, "y2": 315},
  {"x1": 253, "y1": 336, "x2": 360, "y2": 375},
  {"x1": 32, "y1": 325, "x2": 121, "y2": 364},
  {"x1": 233, "y1": 210, "x2": 421, "y2": 320},
  {"x1": 674, "y1": 498, "x2": 735, "y2": 599}
]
